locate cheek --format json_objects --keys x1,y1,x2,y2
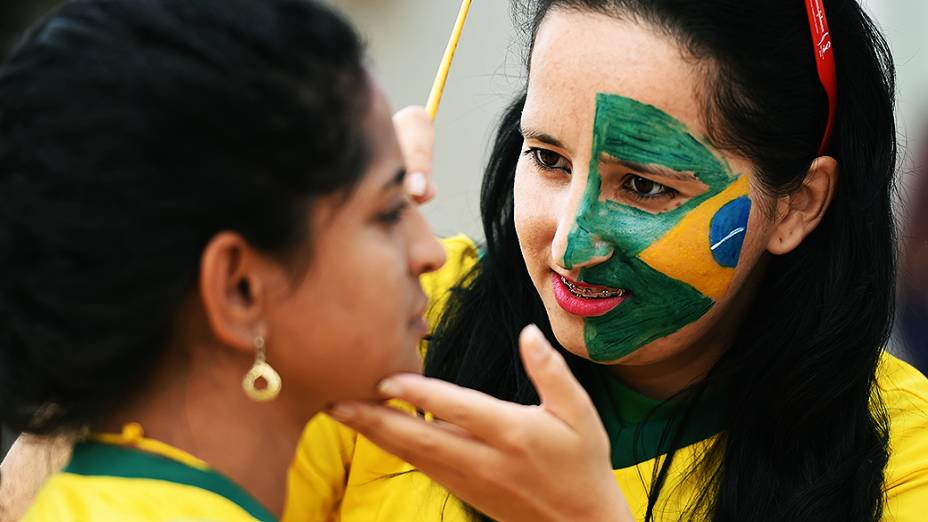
[
  {"x1": 625, "y1": 201, "x2": 774, "y2": 363},
  {"x1": 637, "y1": 178, "x2": 753, "y2": 302},
  {"x1": 513, "y1": 160, "x2": 558, "y2": 264},
  {"x1": 724, "y1": 196, "x2": 775, "y2": 287},
  {"x1": 315, "y1": 237, "x2": 410, "y2": 349},
  {"x1": 269, "y1": 231, "x2": 417, "y2": 400}
]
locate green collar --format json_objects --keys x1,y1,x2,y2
[
  {"x1": 587, "y1": 368, "x2": 726, "y2": 469},
  {"x1": 65, "y1": 441, "x2": 277, "y2": 522}
]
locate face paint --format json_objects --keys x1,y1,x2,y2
[{"x1": 564, "y1": 94, "x2": 751, "y2": 361}]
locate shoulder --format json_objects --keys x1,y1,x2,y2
[
  {"x1": 420, "y1": 235, "x2": 480, "y2": 301},
  {"x1": 876, "y1": 352, "x2": 928, "y2": 520},
  {"x1": 23, "y1": 472, "x2": 260, "y2": 522},
  {"x1": 420, "y1": 235, "x2": 481, "y2": 341},
  {"x1": 288, "y1": 410, "x2": 465, "y2": 522},
  {"x1": 286, "y1": 413, "x2": 359, "y2": 521},
  {"x1": 876, "y1": 351, "x2": 928, "y2": 428}
]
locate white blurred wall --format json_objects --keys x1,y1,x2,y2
[
  {"x1": 332, "y1": 1, "x2": 928, "y2": 240},
  {"x1": 869, "y1": 0, "x2": 928, "y2": 203}
]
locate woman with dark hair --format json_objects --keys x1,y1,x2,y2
[
  {"x1": 294, "y1": 0, "x2": 928, "y2": 521},
  {"x1": 0, "y1": 0, "x2": 449, "y2": 520}
]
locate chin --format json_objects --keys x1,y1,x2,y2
[
  {"x1": 546, "y1": 314, "x2": 588, "y2": 358},
  {"x1": 545, "y1": 309, "x2": 674, "y2": 365},
  {"x1": 393, "y1": 338, "x2": 425, "y2": 374}
]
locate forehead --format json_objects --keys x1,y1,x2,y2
[
  {"x1": 364, "y1": 80, "x2": 403, "y2": 169},
  {"x1": 347, "y1": 80, "x2": 404, "y2": 201},
  {"x1": 525, "y1": 9, "x2": 706, "y2": 140},
  {"x1": 315, "y1": 79, "x2": 403, "y2": 224}
]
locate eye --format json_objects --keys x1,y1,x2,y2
[
  {"x1": 623, "y1": 175, "x2": 675, "y2": 199},
  {"x1": 376, "y1": 200, "x2": 410, "y2": 226},
  {"x1": 527, "y1": 148, "x2": 571, "y2": 173}
]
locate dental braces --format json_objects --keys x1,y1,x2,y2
[{"x1": 561, "y1": 276, "x2": 625, "y2": 299}]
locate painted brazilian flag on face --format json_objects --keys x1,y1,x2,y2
[{"x1": 564, "y1": 94, "x2": 751, "y2": 362}]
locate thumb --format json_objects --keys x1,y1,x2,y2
[{"x1": 519, "y1": 324, "x2": 599, "y2": 433}]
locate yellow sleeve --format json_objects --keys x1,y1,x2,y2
[
  {"x1": 420, "y1": 234, "x2": 480, "y2": 351},
  {"x1": 878, "y1": 353, "x2": 928, "y2": 521},
  {"x1": 283, "y1": 236, "x2": 479, "y2": 522},
  {"x1": 284, "y1": 414, "x2": 357, "y2": 522}
]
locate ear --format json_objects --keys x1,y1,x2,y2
[
  {"x1": 767, "y1": 156, "x2": 839, "y2": 255},
  {"x1": 199, "y1": 232, "x2": 275, "y2": 354}
]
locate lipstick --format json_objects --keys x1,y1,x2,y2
[{"x1": 551, "y1": 272, "x2": 627, "y2": 318}]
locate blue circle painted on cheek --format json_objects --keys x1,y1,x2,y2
[{"x1": 709, "y1": 196, "x2": 752, "y2": 268}]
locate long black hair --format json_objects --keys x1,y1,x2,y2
[
  {"x1": 0, "y1": 0, "x2": 370, "y2": 435},
  {"x1": 426, "y1": 1, "x2": 897, "y2": 521},
  {"x1": 0, "y1": 1, "x2": 62, "y2": 53}
]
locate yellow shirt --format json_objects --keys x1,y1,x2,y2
[
  {"x1": 284, "y1": 235, "x2": 928, "y2": 522},
  {"x1": 24, "y1": 425, "x2": 275, "y2": 522}
]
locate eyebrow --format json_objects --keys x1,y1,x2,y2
[
  {"x1": 382, "y1": 168, "x2": 407, "y2": 192},
  {"x1": 520, "y1": 126, "x2": 568, "y2": 150},
  {"x1": 602, "y1": 156, "x2": 699, "y2": 183}
]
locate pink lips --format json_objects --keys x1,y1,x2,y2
[{"x1": 551, "y1": 272, "x2": 627, "y2": 318}]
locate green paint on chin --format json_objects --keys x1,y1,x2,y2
[{"x1": 581, "y1": 256, "x2": 713, "y2": 362}]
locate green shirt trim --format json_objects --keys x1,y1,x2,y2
[
  {"x1": 64, "y1": 441, "x2": 277, "y2": 522},
  {"x1": 588, "y1": 368, "x2": 726, "y2": 469}
]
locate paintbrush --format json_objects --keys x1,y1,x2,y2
[{"x1": 425, "y1": 0, "x2": 472, "y2": 120}]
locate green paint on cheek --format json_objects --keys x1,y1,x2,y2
[{"x1": 564, "y1": 93, "x2": 740, "y2": 361}]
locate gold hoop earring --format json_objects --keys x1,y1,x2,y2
[{"x1": 242, "y1": 335, "x2": 281, "y2": 402}]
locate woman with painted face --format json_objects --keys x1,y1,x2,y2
[
  {"x1": 0, "y1": 0, "x2": 451, "y2": 520},
  {"x1": 293, "y1": 0, "x2": 928, "y2": 521}
]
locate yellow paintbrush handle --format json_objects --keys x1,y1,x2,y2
[{"x1": 426, "y1": 0, "x2": 472, "y2": 120}]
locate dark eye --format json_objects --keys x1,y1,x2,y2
[
  {"x1": 530, "y1": 148, "x2": 571, "y2": 172},
  {"x1": 624, "y1": 175, "x2": 670, "y2": 197},
  {"x1": 376, "y1": 201, "x2": 410, "y2": 226}
]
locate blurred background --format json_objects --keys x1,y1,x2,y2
[
  {"x1": 330, "y1": 0, "x2": 521, "y2": 239},
  {"x1": 1, "y1": 1, "x2": 926, "y2": 457},
  {"x1": 329, "y1": 0, "x2": 928, "y2": 240}
]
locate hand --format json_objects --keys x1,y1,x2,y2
[
  {"x1": 393, "y1": 106, "x2": 437, "y2": 204},
  {"x1": 327, "y1": 325, "x2": 633, "y2": 522}
]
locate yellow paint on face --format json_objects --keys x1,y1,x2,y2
[{"x1": 638, "y1": 176, "x2": 750, "y2": 301}]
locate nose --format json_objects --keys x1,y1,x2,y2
[
  {"x1": 406, "y1": 205, "x2": 446, "y2": 276},
  {"x1": 550, "y1": 171, "x2": 613, "y2": 272},
  {"x1": 552, "y1": 217, "x2": 614, "y2": 271}
]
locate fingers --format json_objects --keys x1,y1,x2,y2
[
  {"x1": 519, "y1": 325, "x2": 599, "y2": 433},
  {"x1": 327, "y1": 401, "x2": 492, "y2": 475},
  {"x1": 374, "y1": 373, "x2": 522, "y2": 443},
  {"x1": 393, "y1": 106, "x2": 436, "y2": 204}
]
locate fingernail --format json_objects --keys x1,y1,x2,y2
[
  {"x1": 406, "y1": 172, "x2": 427, "y2": 197},
  {"x1": 378, "y1": 378, "x2": 403, "y2": 397},
  {"x1": 525, "y1": 324, "x2": 547, "y2": 361},
  {"x1": 328, "y1": 403, "x2": 357, "y2": 421}
]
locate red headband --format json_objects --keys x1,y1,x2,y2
[{"x1": 804, "y1": 0, "x2": 837, "y2": 155}]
